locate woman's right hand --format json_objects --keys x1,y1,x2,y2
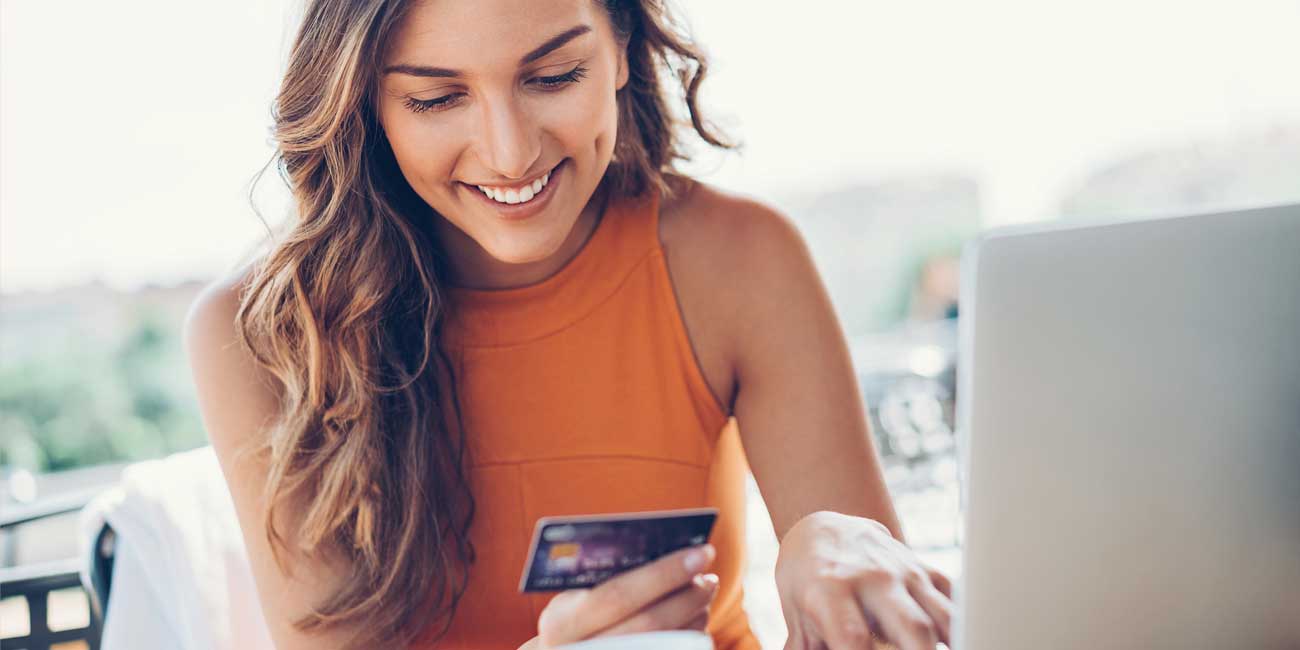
[{"x1": 519, "y1": 543, "x2": 720, "y2": 650}]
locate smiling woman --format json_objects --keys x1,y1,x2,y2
[
  {"x1": 185, "y1": 1, "x2": 954, "y2": 650},
  {"x1": 184, "y1": 1, "x2": 741, "y2": 650}
]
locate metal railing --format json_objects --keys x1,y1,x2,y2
[{"x1": 1, "y1": 490, "x2": 107, "y2": 650}]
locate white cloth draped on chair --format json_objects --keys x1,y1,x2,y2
[{"x1": 78, "y1": 445, "x2": 274, "y2": 650}]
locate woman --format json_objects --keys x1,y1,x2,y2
[{"x1": 184, "y1": 1, "x2": 954, "y2": 649}]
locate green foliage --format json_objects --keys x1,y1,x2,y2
[{"x1": 0, "y1": 308, "x2": 207, "y2": 472}]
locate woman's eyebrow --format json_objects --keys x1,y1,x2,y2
[{"x1": 383, "y1": 24, "x2": 592, "y2": 78}]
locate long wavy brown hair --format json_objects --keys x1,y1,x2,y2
[{"x1": 234, "y1": 1, "x2": 736, "y2": 647}]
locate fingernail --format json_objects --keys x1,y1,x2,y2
[
  {"x1": 691, "y1": 572, "x2": 719, "y2": 591},
  {"x1": 684, "y1": 544, "x2": 714, "y2": 572}
]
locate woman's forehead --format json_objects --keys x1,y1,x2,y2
[{"x1": 384, "y1": 0, "x2": 610, "y2": 70}]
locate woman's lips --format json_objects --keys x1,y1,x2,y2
[{"x1": 465, "y1": 160, "x2": 564, "y2": 222}]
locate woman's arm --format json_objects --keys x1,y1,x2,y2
[
  {"x1": 183, "y1": 272, "x2": 365, "y2": 650},
  {"x1": 690, "y1": 189, "x2": 951, "y2": 648},
  {"x1": 714, "y1": 197, "x2": 903, "y2": 543}
]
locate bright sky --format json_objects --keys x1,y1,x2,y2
[{"x1": 3, "y1": 0, "x2": 1298, "y2": 293}]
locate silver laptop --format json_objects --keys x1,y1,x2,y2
[{"x1": 953, "y1": 203, "x2": 1300, "y2": 649}]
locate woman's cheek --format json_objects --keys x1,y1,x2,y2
[
  {"x1": 540, "y1": 84, "x2": 616, "y2": 140},
  {"x1": 390, "y1": 120, "x2": 465, "y2": 184}
]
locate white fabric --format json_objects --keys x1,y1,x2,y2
[{"x1": 77, "y1": 445, "x2": 274, "y2": 650}]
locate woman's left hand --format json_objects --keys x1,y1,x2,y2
[{"x1": 774, "y1": 510, "x2": 954, "y2": 650}]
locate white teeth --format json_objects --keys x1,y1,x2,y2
[{"x1": 475, "y1": 168, "x2": 554, "y2": 205}]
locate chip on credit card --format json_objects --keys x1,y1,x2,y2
[{"x1": 518, "y1": 507, "x2": 719, "y2": 593}]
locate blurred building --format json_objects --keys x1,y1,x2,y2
[
  {"x1": 1059, "y1": 124, "x2": 1300, "y2": 220},
  {"x1": 1, "y1": 279, "x2": 205, "y2": 366},
  {"x1": 774, "y1": 173, "x2": 982, "y2": 337}
]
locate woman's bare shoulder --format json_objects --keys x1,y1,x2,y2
[
  {"x1": 182, "y1": 258, "x2": 279, "y2": 452},
  {"x1": 183, "y1": 250, "x2": 278, "y2": 357},
  {"x1": 185, "y1": 258, "x2": 260, "y2": 331},
  {"x1": 658, "y1": 174, "x2": 807, "y2": 278}
]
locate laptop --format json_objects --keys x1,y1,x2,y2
[{"x1": 953, "y1": 202, "x2": 1300, "y2": 649}]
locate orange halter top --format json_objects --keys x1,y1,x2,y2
[{"x1": 413, "y1": 184, "x2": 762, "y2": 650}]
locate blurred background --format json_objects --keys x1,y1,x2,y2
[{"x1": 3, "y1": 0, "x2": 1298, "y2": 647}]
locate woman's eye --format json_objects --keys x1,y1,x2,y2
[
  {"x1": 532, "y1": 65, "x2": 588, "y2": 90},
  {"x1": 402, "y1": 65, "x2": 587, "y2": 115},
  {"x1": 404, "y1": 93, "x2": 462, "y2": 114}
]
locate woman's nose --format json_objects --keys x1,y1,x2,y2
[{"x1": 477, "y1": 94, "x2": 541, "y2": 181}]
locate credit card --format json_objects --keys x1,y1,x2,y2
[{"x1": 518, "y1": 507, "x2": 719, "y2": 593}]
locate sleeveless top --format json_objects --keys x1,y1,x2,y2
[{"x1": 411, "y1": 185, "x2": 763, "y2": 650}]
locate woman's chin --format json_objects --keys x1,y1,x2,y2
[{"x1": 485, "y1": 236, "x2": 567, "y2": 267}]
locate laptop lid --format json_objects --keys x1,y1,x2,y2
[{"x1": 954, "y1": 203, "x2": 1300, "y2": 649}]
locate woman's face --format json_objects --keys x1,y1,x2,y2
[{"x1": 377, "y1": 0, "x2": 628, "y2": 286}]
